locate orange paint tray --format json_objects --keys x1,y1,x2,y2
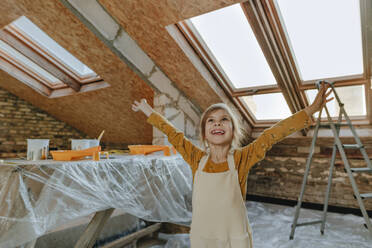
[
  {"x1": 50, "y1": 146, "x2": 101, "y2": 161},
  {"x1": 128, "y1": 145, "x2": 176, "y2": 156}
]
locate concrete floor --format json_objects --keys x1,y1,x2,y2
[
  {"x1": 31, "y1": 201, "x2": 371, "y2": 248},
  {"x1": 150, "y1": 201, "x2": 372, "y2": 248}
]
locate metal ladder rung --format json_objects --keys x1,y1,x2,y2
[
  {"x1": 350, "y1": 168, "x2": 372, "y2": 173},
  {"x1": 294, "y1": 220, "x2": 322, "y2": 227},
  {"x1": 342, "y1": 144, "x2": 363, "y2": 149},
  {"x1": 360, "y1": 193, "x2": 372, "y2": 199}
]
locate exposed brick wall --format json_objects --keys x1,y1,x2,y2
[
  {"x1": 0, "y1": 87, "x2": 90, "y2": 158},
  {"x1": 2, "y1": 85, "x2": 370, "y2": 211},
  {"x1": 247, "y1": 155, "x2": 372, "y2": 210}
]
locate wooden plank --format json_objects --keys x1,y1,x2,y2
[
  {"x1": 74, "y1": 208, "x2": 114, "y2": 248},
  {"x1": 101, "y1": 223, "x2": 162, "y2": 248},
  {"x1": 0, "y1": 58, "x2": 52, "y2": 96},
  {"x1": 49, "y1": 80, "x2": 109, "y2": 98},
  {"x1": 232, "y1": 85, "x2": 281, "y2": 97}
]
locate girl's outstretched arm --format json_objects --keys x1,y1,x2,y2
[
  {"x1": 238, "y1": 82, "x2": 333, "y2": 173},
  {"x1": 304, "y1": 83, "x2": 333, "y2": 117},
  {"x1": 132, "y1": 99, "x2": 204, "y2": 170},
  {"x1": 132, "y1": 99, "x2": 154, "y2": 117}
]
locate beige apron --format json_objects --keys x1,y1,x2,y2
[{"x1": 190, "y1": 149, "x2": 253, "y2": 248}]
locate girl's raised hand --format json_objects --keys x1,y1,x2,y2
[
  {"x1": 132, "y1": 99, "x2": 154, "y2": 117},
  {"x1": 305, "y1": 82, "x2": 334, "y2": 116}
]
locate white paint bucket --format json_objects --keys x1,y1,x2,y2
[
  {"x1": 27, "y1": 139, "x2": 49, "y2": 160},
  {"x1": 71, "y1": 139, "x2": 99, "y2": 150}
]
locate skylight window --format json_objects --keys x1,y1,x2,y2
[
  {"x1": 306, "y1": 85, "x2": 366, "y2": 118},
  {"x1": 240, "y1": 93, "x2": 291, "y2": 120},
  {"x1": 275, "y1": 0, "x2": 363, "y2": 81},
  {"x1": 0, "y1": 16, "x2": 109, "y2": 98},
  {"x1": 175, "y1": 0, "x2": 369, "y2": 127},
  {"x1": 12, "y1": 16, "x2": 95, "y2": 78},
  {"x1": 190, "y1": 4, "x2": 277, "y2": 89},
  {"x1": 0, "y1": 40, "x2": 63, "y2": 88}
]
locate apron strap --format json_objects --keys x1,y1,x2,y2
[
  {"x1": 227, "y1": 149, "x2": 235, "y2": 172},
  {"x1": 198, "y1": 153, "x2": 210, "y2": 172}
]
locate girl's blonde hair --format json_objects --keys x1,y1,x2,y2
[{"x1": 199, "y1": 103, "x2": 244, "y2": 150}]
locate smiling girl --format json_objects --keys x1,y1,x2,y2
[{"x1": 132, "y1": 83, "x2": 332, "y2": 248}]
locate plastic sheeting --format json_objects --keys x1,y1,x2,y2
[
  {"x1": 154, "y1": 201, "x2": 372, "y2": 248},
  {"x1": 0, "y1": 154, "x2": 193, "y2": 248}
]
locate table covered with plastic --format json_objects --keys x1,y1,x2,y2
[{"x1": 0, "y1": 154, "x2": 193, "y2": 247}]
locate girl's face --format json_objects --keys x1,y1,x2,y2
[{"x1": 205, "y1": 109, "x2": 233, "y2": 147}]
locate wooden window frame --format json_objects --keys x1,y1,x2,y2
[
  {"x1": 177, "y1": 0, "x2": 371, "y2": 132},
  {"x1": 0, "y1": 17, "x2": 109, "y2": 98}
]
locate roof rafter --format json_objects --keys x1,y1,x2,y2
[{"x1": 242, "y1": 0, "x2": 309, "y2": 135}]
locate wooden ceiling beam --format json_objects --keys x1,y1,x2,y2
[
  {"x1": 263, "y1": 0, "x2": 308, "y2": 106},
  {"x1": 360, "y1": 0, "x2": 372, "y2": 125},
  {"x1": 242, "y1": 0, "x2": 305, "y2": 111},
  {"x1": 242, "y1": 0, "x2": 308, "y2": 135},
  {"x1": 231, "y1": 84, "x2": 281, "y2": 97}
]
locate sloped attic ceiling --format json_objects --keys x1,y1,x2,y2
[
  {"x1": 1, "y1": 0, "x2": 371, "y2": 145},
  {"x1": 0, "y1": 0, "x2": 240, "y2": 144}
]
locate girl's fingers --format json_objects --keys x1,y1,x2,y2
[
  {"x1": 131, "y1": 105, "x2": 138, "y2": 111},
  {"x1": 326, "y1": 97, "x2": 334, "y2": 103},
  {"x1": 134, "y1": 100, "x2": 139, "y2": 106},
  {"x1": 325, "y1": 89, "x2": 332, "y2": 97}
]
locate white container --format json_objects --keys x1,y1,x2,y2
[
  {"x1": 71, "y1": 139, "x2": 99, "y2": 150},
  {"x1": 27, "y1": 139, "x2": 49, "y2": 160}
]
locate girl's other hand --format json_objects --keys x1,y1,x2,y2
[
  {"x1": 132, "y1": 99, "x2": 154, "y2": 117},
  {"x1": 305, "y1": 82, "x2": 334, "y2": 116}
]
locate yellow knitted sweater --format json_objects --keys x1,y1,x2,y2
[{"x1": 147, "y1": 110, "x2": 311, "y2": 200}]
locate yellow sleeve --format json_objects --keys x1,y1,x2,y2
[
  {"x1": 239, "y1": 109, "x2": 312, "y2": 173},
  {"x1": 146, "y1": 112, "x2": 204, "y2": 171}
]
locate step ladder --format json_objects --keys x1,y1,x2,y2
[{"x1": 289, "y1": 80, "x2": 372, "y2": 240}]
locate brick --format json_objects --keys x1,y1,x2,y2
[
  {"x1": 177, "y1": 96, "x2": 200, "y2": 125},
  {"x1": 152, "y1": 137, "x2": 165, "y2": 146},
  {"x1": 0, "y1": 102, "x2": 12, "y2": 106},
  {"x1": 153, "y1": 126, "x2": 165, "y2": 139},
  {"x1": 170, "y1": 112, "x2": 184, "y2": 132},
  {"x1": 185, "y1": 118, "x2": 196, "y2": 138},
  {"x1": 147, "y1": 67, "x2": 179, "y2": 101},
  {"x1": 164, "y1": 107, "x2": 180, "y2": 119},
  {"x1": 154, "y1": 94, "x2": 171, "y2": 107},
  {"x1": 0, "y1": 89, "x2": 89, "y2": 158},
  {"x1": 297, "y1": 146, "x2": 320, "y2": 153}
]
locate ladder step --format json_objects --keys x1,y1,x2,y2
[
  {"x1": 350, "y1": 168, "x2": 372, "y2": 173},
  {"x1": 294, "y1": 220, "x2": 322, "y2": 227},
  {"x1": 360, "y1": 193, "x2": 372, "y2": 199},
  {"x1": 342, "y1": 144, "x2": 363, "y2": 149}
]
